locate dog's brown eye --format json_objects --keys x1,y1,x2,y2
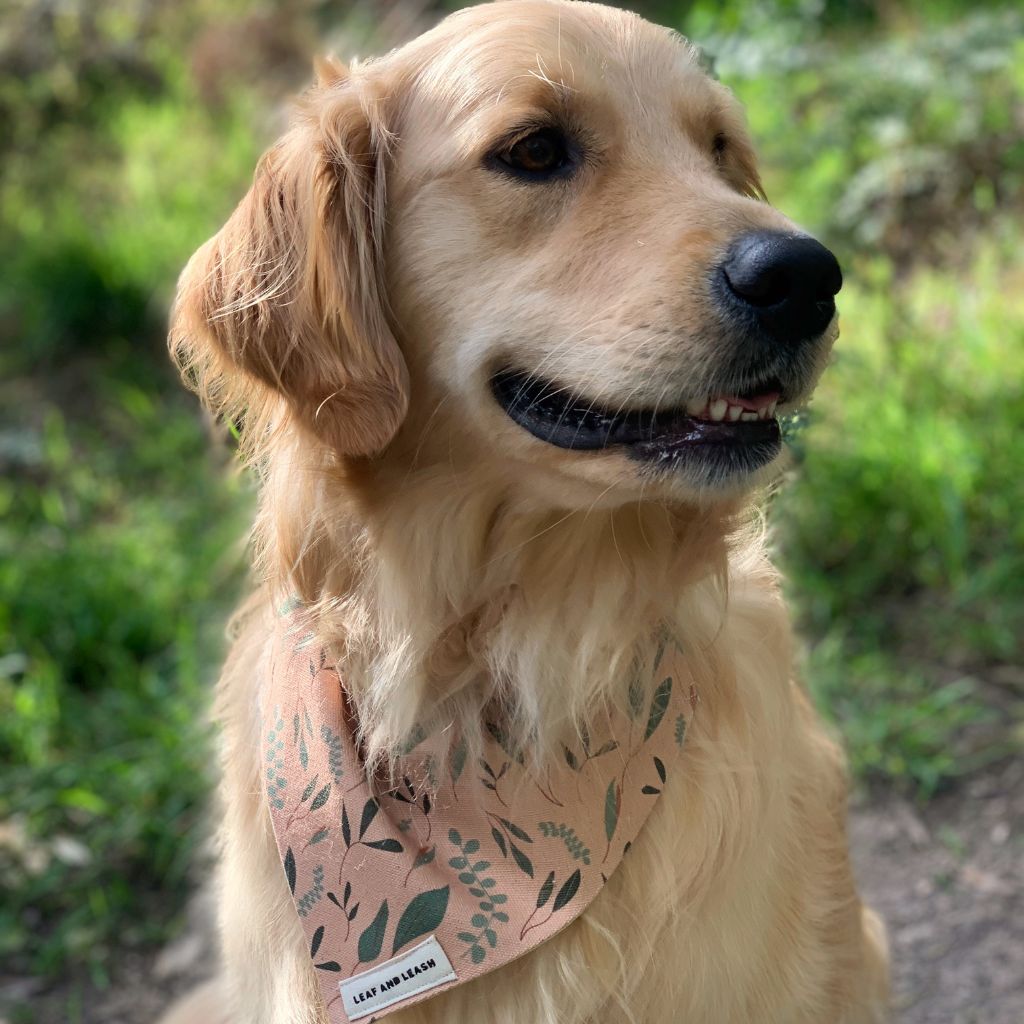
[
  {"x1": 494, "y1": 127, "x2": 575, "y2": 180},
  {"x1": 712, "y1": 133, "x2": 728, "y2": 165}
]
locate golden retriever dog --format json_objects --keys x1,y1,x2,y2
[{"x1": 161, "y1": 1, "x2": 889, "y2": 1021}]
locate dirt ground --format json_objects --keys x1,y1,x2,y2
[
  {"x1": 5, "y1": 758, "x2": 1022, "y2": 1024},
  {"x1": 848, "y1": 758, "x2": 1024, "y2": 1024}
]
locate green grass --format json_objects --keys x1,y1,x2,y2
[
  {"x1": 779, "y1": 249, "x2": 1024, "y2": 640},
  {"x1": 773, "y1": 241, "x2": 1024, "y2": 794},
  {"x1": 0, "y1": 361, "x2": 251, "y2": 983},
  {"x1": 1, "y1": 17, "x2": 263, "y2": 982}
]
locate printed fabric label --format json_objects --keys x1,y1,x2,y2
[{"x1": 339, "y1": 935, "x2": 457, "y2": 1020}]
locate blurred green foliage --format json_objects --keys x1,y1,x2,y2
[
  {"x1": 699, "y1": 4, "x2": 1024, "y2": 260},
  {"x1": 0, "y1": 379, "x2": 249, "y2": 981},
  {"x1": 702, "y1": 1, "x2": 1024, "y2": 795},
  {"x1": 777, "y1": 245, "x2": 1023, "y2": 791},
  {"x1": 0, "y1": 0, "x2": 264, "y2": 986},
  {"x1": 780, "y1": 252, "x2": 1024, "y2": 655},
  {"x1": 0, "y1": 0, "x2": 1021, "y2": 993}
]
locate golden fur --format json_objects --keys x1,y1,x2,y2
[{"x1": 162, "y1": 2, "x2": 889, "y2": 1021}]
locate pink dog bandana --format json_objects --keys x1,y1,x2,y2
[{"x1": 263, "y1": 605, "x2": 695, "y2": 1021}]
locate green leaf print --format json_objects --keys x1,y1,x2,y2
[
  {"x1": 403, "y1": 844, "x2": 437, "y2": 886},
  {"x1": 537, "y1": 822, "x2": 591, "y2": 865},
  {"x1": 448, "y1": 831, "x2": 510, "y2": 964},
  {"x1": 320, "y1": 724, "x2": 344, "y2": 785},
  {"x1": 296, "y1": 864, "x2": 325, "y2": 917},
  {"x1": 536, "y1": 871, "x2": 555, "y2": 909},
  {"x1": 357, "y1": 900, "x2": 389, "y2": 963},
  {"x1": 675, "y1": 714, "x2": 687, "y2": 747},
  {"x1": 487, "y1": 815, "x2": 535, "y2": 878},
  {"x1": 653, "y1": 633, "x2": 668, "y2": 672},
  {"x1": 489, "y1": 814, "x2": 535, "y2": 878},
  {"x1": 510, "y1": 843, "x2": 534, "y2": 878},
  {"x1": 497, "y1": 818, "x2": 532, "y2": 844},
  {"x1": 423, "y1": 756, "x2": 439, "y2": 793},
  {"x1": 359, "y1": 798, "x2": 379, "y2": 839},
  {"x1": 490, "y1": 826, "x2": 507, "y2": 857},
  {"x1": 397, "y1": 724, "x2": 427, "y2": 756},
  {"x1": 562, "y1": 737, "x2": 619, "y2": 776},
  {"x1": 604, "y1": 780, "x2": 620, "y2": 842},
  {"x1": 307, "y1": 827, "x2": 330, "y2": 847},
  {"x1": 519, "y1": 867, "x2": 582, "y2": 941},
  {"x1": 484, "y1": 721, "x2": 525, "y2": 766},
  {"x1": 553, "y1": 869, "x2": 581, "y2": 913},
  {"x1": 309, "y1": 783, "x2": 331, "y2": 812},
  {"x1": 265, "y1": 711, "x2": 287, "y2": 811},
  {"x1": 413, "y1": 846, "x2": 436, "y2": 869},
  {"x1": 301, "y1": 775, "x2": 319, "y2": 804},
  {"x1": 284, "y1": 847, "x2": 296, "y2": 894},
  {"x1": 644, "y1": 677, "x2": 673, "y2": 740},
  {"x1": 627, "y1": 670, "x2": 646, "y2": 720},
  {"x1": 392, "y1": 886, "x2": 451, "y2": 955},
  {"x1": 450, "y1": 739, "x2": 468, "y2": 786},
  {"x1": 364, "y1": 838, "x2": 403, "y2": 853}
]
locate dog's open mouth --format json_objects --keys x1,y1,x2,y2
[{"x1": 491, "y1": 368, "x2": 785, "y2": 470}]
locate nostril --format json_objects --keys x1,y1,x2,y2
[{"x1": 722, "y1": 262, "x2": 790, "y2": 308}]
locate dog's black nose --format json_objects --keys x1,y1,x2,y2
[{"x1": 718, "y1": 231, "x2": 842, "y2": 344}]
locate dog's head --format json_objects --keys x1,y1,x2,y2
[{"x1": 172, "y1": 0, "x2": 840, "y2": 510}]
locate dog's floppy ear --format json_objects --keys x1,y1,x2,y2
[{"x1": 170, "y1": 60, "x2": 407, "y2": 457}]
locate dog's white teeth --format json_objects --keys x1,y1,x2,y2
[{"x1": 688, "y1": 396, "x2": 779, "y2": 422}]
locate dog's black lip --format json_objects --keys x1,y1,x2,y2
[{"x1": 490, "y1": 368, "x2": 784, "y2": 454}]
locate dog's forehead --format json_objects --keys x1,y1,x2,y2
[{"x1": 392, "y1": 0, "x2": 719, "y2": 152}]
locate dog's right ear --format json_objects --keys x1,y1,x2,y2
[{"x1": 170, "y1": 61, "x2": 408, "y2": 457}]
